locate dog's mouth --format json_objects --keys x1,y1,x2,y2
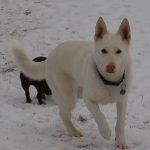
[{"x1": 106, "y1": 70, "x2": 115, "y2": 74}]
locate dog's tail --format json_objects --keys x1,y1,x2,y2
[{"x1": 12, "y1": 48, "x2": 45, "y2": 80}]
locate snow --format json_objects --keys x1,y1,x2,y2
[{"x1": 0, "y1": 0, "x2": 150, "y2": 149}]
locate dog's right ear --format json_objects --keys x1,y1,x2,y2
[
  {"x1": 94, "y1": 17, "x2": 107, "y2": 41},
  {"x1": 117, "y1": 18, "x2": 131, "y2": 43}
]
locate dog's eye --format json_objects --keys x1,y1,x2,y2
[
  {"x1": 116, "y1": 49, "x2": 122, "y2": 54},
  {"x1": 101, "y1": 49, "x2": 108, "y2": 54}
]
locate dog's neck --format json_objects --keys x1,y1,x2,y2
[
  {"x1": 95, "y1": 65, "x2": 125, "y2": 86},
  {"x1": 95, "y1": 64, "x2": 126, "y2": 95}
]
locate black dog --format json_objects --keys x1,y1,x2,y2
[{"x1": 20, "y1": 56, "x2": 52, "y2": 104}]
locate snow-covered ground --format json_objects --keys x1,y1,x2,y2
[{"x1": 0, "y1": 0, "x2": 150, "y2": 149}]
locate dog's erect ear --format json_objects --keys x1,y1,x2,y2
[
  {"x1": 117, "y1": 18, "x2": 131, "y2": 43},
  {"x1": 94, "y1": 17, "x2": 107, "y2": 41}
]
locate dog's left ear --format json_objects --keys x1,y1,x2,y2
[
  {"x1": 117, "y1": 18, "x2": 131, "y2": 43},
  {"x1": 94, "y1": 17, "x2": 108, "y2": 41}
]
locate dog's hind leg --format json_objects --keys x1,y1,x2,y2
[
  {"x1": 59, "y1": 103, "x2": 83, "y2": 137},
  {"x1": 84, "y1": 100, "x2": 111, "y2": 140},
  {"x1": 47, "y1": 75, "x2": 83, "y2": 137},
  {"x1": 20, "y1": 73, "x2": 32, "y2": 103},
  {"x1": 23, "y1": 86, "x2": 32, "y2": 103},
  {"x1": 24, "y1": 87, "x2": 32, "y2": 103},
  {"x1": 36, "y1": 92, "x2": 46, "y2": 105},
  {"x1": 21, "y1": 83, "x2": 32, "y2": 103},
  {"x1": 56, "y1": 89, "x2": 82, "y2": 137}
]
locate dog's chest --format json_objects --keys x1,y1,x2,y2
[{"x1": 92, "y1": 84, "x2": 124, "y2": 104}]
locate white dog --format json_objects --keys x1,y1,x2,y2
[{"x1": 13, "y1": 17, "x2": 132, "y2": 149}]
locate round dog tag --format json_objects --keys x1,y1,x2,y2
[{"x1": 120, "y1": 89, "x2": 126, "y2": 95}]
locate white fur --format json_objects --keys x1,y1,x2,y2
[
  {"x1": 12, "y1": 47, "x2": 46, "y2": 80},
  {"x1": 13, "y1": 17, "x2": 132, "y2": 149}
]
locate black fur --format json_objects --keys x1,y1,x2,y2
[{"x1": 20, "y1": 56, "x2": 52, "y2": 104}]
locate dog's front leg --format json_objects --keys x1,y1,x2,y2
[
  {"x1": 85, "y1": 100, "x2": 111, "y2": 140},
  {"x1": 115, "y1": 97, "x2": 128, "y2": 149}
]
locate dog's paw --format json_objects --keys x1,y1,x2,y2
[
  {"x1": 39, "y1": 100, "x2": 46, "y2": 105},
  {"x1": 116, "y1": 144, "x2": 129, "y2": 150},
  {"x1": 99, "y1": 123, "x2": 111, "y2": 140},
  {"x1": 26, "y1": 100, "x2": 32, "y2": 103},
  {"x1": 115, "y1": 135, "x2": 128, "y2": 149},
  {"x1": 41, "y1": 94, "x2": 46, "y2": 100},
  {"x1": 69, "y1": 128, "x2": 83, "y2": 137}
]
